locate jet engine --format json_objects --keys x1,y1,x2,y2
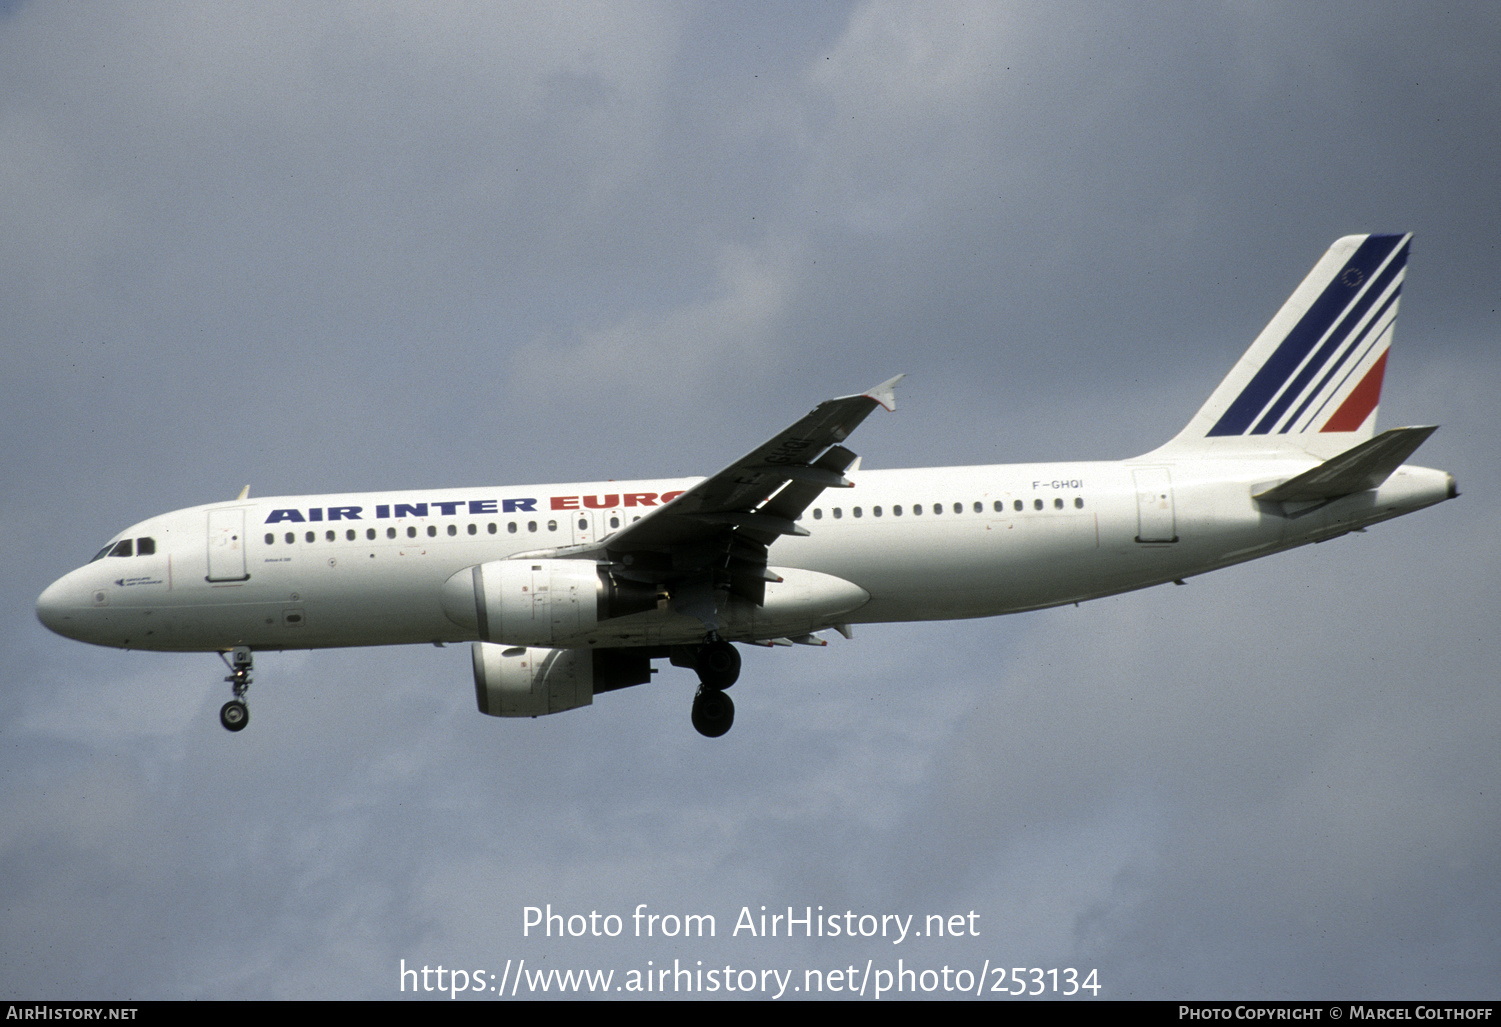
[
  {"x1": 472, "y1": 643, "x2": 655, "y2": 717},
  {"x1": 441, "y1": 559, "x2": 658, "y2": 647}
]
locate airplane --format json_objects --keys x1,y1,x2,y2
[{"x1": 35, "y1": 234, "x2": 1456, "y2": 738}]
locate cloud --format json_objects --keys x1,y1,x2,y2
[{"x1": 504, "y1": 237, "x2": 802, "y2": 415}]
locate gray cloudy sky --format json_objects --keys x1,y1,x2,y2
[{"x1": 3, "y1": 0, "x2": 1498, "y2": 1001}]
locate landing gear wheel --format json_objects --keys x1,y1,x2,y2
[
  {"x1": 691, "y1": 687, "x2": 735, "y2": 738},
  {"x1": 695, "y1": 639, "x2": 741, "y2": 689},
  {"x1": 218, "y1": 647, "x2": 254, "y2": 732},
  {"x1": 220, "y1": 699, "x2": 250, "y2": 732}
]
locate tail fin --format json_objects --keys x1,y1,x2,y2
[{"x1": 1156, "y1": 233, "x2": 1411, "y2": 460}]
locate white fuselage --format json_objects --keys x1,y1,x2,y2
[{"x1": 35, "y1": 455, "x2": 1454, "y2": 654}]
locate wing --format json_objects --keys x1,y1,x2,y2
[
  {"x1": 524, "y1": 376, "x2": 902, "y2": 631},
  {"x1": 610, "y1": 375, "x2": 902, "y2": 548}
]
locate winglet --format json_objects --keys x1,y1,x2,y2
[
  {"x1": 236, "y1": 485, "x2": 251, "y2": 501},
  {"x1": 863, "y1": 374, "x2": 904, "y2": 412}
]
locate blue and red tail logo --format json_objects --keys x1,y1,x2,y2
[{"x1": 1207, "y1": 234, "x2": 1408, "y2": 437}]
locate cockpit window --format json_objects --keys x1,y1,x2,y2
[{"x1": 90, "y1": 537, "x2": 155, "y2": 561}]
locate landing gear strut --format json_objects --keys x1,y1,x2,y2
[
  {"x1": 218, "y1": 647, "x2": 252, "y2": 732},
  {"x1": 689, "y1": 634, "x2": 739, "y2": 737}
]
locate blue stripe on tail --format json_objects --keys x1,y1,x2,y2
[{"x1": 1207, "y1": 235, "x2": 1407, "y2": 437}]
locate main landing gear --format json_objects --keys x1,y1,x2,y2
[
  {"x1": 689, "y1": 635, "x2": 740, "y2": 738},
  {"x1": 218, "y1": 647, "x2": 253, "y2": 732}
]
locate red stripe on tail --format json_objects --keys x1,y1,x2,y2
[{"x1": 1321, "y1": 351, "x2": 1388, "y2": 433}]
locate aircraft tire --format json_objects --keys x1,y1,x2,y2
[
  {"x1": 691, "y1": 688, "x2": 734, "y2": 738},
  {"x1": 220, "y1": 700, "x2": 250, "y2": 732},
  {"x1": 695, "y1": 640, "x2": 741, "y2": 689}
]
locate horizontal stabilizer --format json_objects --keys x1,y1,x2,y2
[{"x1": 1254, "y1": 425, "x2": 1438, "y2": 503}]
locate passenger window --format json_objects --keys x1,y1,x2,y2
[
  {"x1": 932, "y1": 503, "x2": 942, "y2": 515},
  {"x1": 508, "y1": 522, "x2": 518, "y2": 534},
  {"x1": 427, "y1": 525, "x2": 437, "y2": 537},
  {"x1": 407, "y1": 526, "x2": 417, "y2": 538},
  {"x1": 1014, "y1": 500, "x2": 1023, "y2": 512},
  {"x1": 326, "y1": 530, "x2": 335, "y2": 542},
  {"x1": 833, "y1": 508, "x2": 842, "y2": 519},
  {"x1": 954, "y1": 503, "x2": 962, "y2": 514},
  {"x1": 913, "y1": 504, "x2": 922, "y2": 515},
  {"x1": 305, "y1": 531, "x2": 315, "y2": 543},
  {"x1": 973, "y1": 502, "x2": 982, "y2": 513},
  {"x1": 468, "y1": 523, "x2": 477, "y2": 535},
  {"x1": 264, "y1": 534, "x2": 274, "y2": 546},
  {"x1": 893, "y1": 505, "x2": 903, "y2": 516},
  {"x1": 137, "y1": 537, "x2": 156, "y2": 555},
  {"x1": 347, "y1": 529, "x2": 357, "y2": 541},
  {"x1": 994, "y1": 501, "x2": 1003, "y2": 512},
  {"x1": 873, "y1": 506, "x2": 882, "y2": 517},
  {"x1": 488, "y1": 523, "x2": 497, "y2": 534},
  {"x1": 1034, "y1": 499, "x2": 1043, "y2": 511},
  {"x1": 387, "y1": 527, "x2": 397, "y2": 539},
  {"x1": 1054, "y1": 498, "x2": 1064, "y2": 509},
  {"x1": 447, "y1": 524, "x2": 457, "y2": 536},
  {"x1": 853, "y1": 507, "x2": 862, "y2": 518},
  {"x1": 528, "y1": 521, "x2": 537, "y2": 533},
  {"x1": 578, "y1": 518, "x2": 587, "y2": 530},
  {"x1": 609, "y1": 516, "x2": 620, "y2": 529},
  {"x1": 1075, "y1": 497, "x2": 1085, "y2": 509},
  {"x1": 813, "y1": 509, "x2": 823, "y2": 520},
  {"x1": 366, "y1": 528, "x2": 376, "y2": 540},
  {"x1": 547, "y1": 520, "x2": 557, "y2": 532}
]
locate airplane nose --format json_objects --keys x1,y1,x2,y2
[{"x1": 36, "y1": 575, "x2": 84, "y2": 639}]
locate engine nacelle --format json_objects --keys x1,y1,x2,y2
[
  {"x1": 443, "y1": 558, "x2": 868, "y2": 647},
  {"x1": 442, "y1": 559, "x2": 657, "y2": 647},
  {"x1": 472, "y1": 643, "x2": 654, "y2": 718}
]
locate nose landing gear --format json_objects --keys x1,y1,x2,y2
[{"x1": 218, "y1": 647, "x2": 252, "y2": 732}]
